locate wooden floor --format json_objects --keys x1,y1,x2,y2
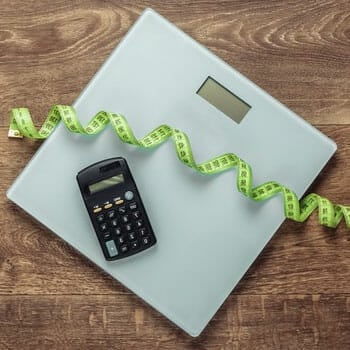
[{"x1": 1, "y1": 1, "x2": 349, "y2": 349}]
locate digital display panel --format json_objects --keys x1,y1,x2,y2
[
  {"x1": 197, "y1": 76, "x2": 251, "y2": 123},
  {"x1": 88, "y1": 174, "x2": 125, "y2": 194}
]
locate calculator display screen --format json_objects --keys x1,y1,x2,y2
[{"x1": 89, "y1": 174, "x2": 125, "y2": 194}]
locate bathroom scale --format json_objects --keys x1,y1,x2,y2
[{"x1": 7, "y1": 8, "x2": 336, "y2": 336}]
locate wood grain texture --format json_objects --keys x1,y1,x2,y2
[
  {"x1": 1, "y1": 294, "x2": 350, "y2": 349},
  {"x1": 0, "y1": 0, "x2": 349, "y2": 349}
]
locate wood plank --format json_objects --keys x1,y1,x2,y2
[
  {"x1": 0, "y1": 1, "x2": 349, "y2": 126},
  {"x1": 1, "y1": 126, "x2": 349, "y2": 295},
  {"x1": 0, "y1": 294, "x2": 349, "y2": 349}
]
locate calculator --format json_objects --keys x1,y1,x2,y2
[{"x1": 76, "y1": 157, "x2": 157, "y2": 260}]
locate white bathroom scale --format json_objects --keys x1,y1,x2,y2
[{"x1": 7, "y1": 8, "x2": 336, "y2": 336}]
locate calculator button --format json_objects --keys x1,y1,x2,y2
[
  {"x1": 124, "y1": 191, "x2": 134, "y2": 201},
  {"x1": 118, "y1": 206, "x2": 127, "y2": 214},
  {"x1": 125, "y1": 223, "x2": 133, "y2": 231},
  {"x1": 100, "y1": 223, "x2": 108, "y2": 231},
  {"x1": 117, "y1": 236, "x2": 125, "y2": 244},
  {"x1": 107, "y1": 210, "x2": 115, "y2": 219},
  {"x1": 115, "y1": 199, "x2": 124, "y2": 205},
  {"x1": 105, "y1": 240, "x2": 118, "y2": 257},
  {"x1": 130, "y1": 241, "x2": 139, "y2": 249},
  {"x1": 142, "y1": 236, "x2": 150, "y2": 245},
  {"x1": 129, "y1": 202, "x2": 137, "y2": 211},
  {"x1": 128, "y1": 232, "x2": 136, "y2": 241},
  {"x1": 120, "y1": 244, "x2": 128, "y2": 253},
  {"x1": 96, "y1": 214, "x2": 105, "y2": 222},
  {"x1": 103, "y1": 231, "x2": 111, "y2": 240},
  {"x1": 132, "y1": 211, "x2": 141, "y2": 219},
  {"x1": 113, "y1": 227, "x2": 122, "y2": 235},
  {"x1": 104, "y1": 203, "x2": 113, "y2": 209},
  {"x1": 139, "y1": 228, "x2": 147, "y2": 236},
  {"x1": 111, "y1": 219, "x2": 118, "y2": 227},
  {"x1": 136, "y1": 220, "x2": 143, "y2": 228},
  {"x1": 122, "y1": 215, "x2": 129, "y2": 223},
  {"x1": 93, "y1": 207, "x2": 102, "y2": 214}
]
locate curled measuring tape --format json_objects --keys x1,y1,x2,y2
[{"x1": 9, "y1": 105, "x2": 350, "y2": 229}]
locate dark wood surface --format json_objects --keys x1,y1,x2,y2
[{"x1": 1, "y1": 1, "x2": 349, "y2": 349}]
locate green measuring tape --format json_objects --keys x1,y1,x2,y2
[{"x1": 9, "y1": 105, "x2": 350, "y2": 229}]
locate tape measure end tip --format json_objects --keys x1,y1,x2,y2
[{"x1": 8, "y1": 129, "x2": 23, "y2": 139}]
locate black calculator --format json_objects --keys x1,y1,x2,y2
[{"x1": 77, "y1": 157, "x2": 157, "y2": 261}]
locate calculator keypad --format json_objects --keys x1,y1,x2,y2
[{"x1": 91, "y1": 194, "x2": 155, "y2": 259}]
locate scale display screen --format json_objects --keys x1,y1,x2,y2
[{"x1": 197, "y1": 76, "x2": 251, "y2": 123}]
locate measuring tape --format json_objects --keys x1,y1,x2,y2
[{"x1": 9, "y1": 105, "x2": 350, "y2": 229}]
